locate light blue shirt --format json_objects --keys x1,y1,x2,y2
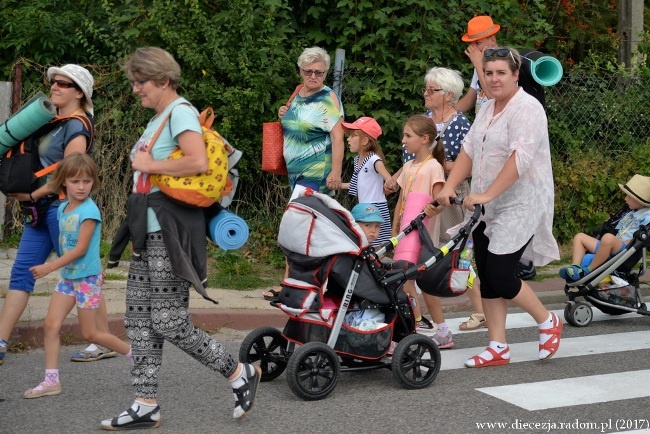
[
  {"x1": 130, "y1": 98, "x2": 201, "y2": 232},
  {"x1": 615, "y1": 207, "x2": 650, "y2": 242},
  {"x1": 57, "y1": 198, "x2": 102, "y2": 279}
]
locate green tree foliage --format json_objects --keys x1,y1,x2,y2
[{"x1": 0, "y1": 0, "x2": 648, "y2": 245}]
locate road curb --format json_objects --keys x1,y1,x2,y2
[{"x1": 9, "y1": 309, "x2": 289, "y2": 351}]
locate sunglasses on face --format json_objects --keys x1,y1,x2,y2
[
  {"x1": 483, "y1": 48, "x2": 519, "y2": 68},
  {"x1": 50, "y1": 79, "x2": 79, "y2": 90},
  {"x1": 300, "y1": 69, "x2": 326, "y2": 78}
]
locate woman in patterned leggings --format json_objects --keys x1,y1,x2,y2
[{"x1": 101, "y1": 47, "x2": 260, "y2": 430}]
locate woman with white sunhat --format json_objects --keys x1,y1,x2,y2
[{"x1": 0, "y1": 64, "x2": 111, "y2": 367}]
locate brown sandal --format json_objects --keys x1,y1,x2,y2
[{"x1": 459, "y1": 313, "x2": 487, "y2": 331}]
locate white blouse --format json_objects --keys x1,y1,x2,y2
[{"x1": 463, "y1": 88, "x2": 559, "y2": 266}]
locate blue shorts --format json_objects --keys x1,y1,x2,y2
[
  {"x1": 580, "y1": 241, "x2": 628, "y2": 268},
  {"x1": 55, "y1": 272, "x2": 103, "y2": 309},
  {"x1": 9, "y1": 205, "x2": 60, "y2": 293}
]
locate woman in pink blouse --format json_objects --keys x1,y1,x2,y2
[{"x1": 437, "y1": 47, "x2": 561, "y2": 368}]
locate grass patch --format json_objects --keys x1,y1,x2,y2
[
  {"x1": 31, "y1": 291, "x2": 51, "y2": 297},
  {"x1": 207, "y1": 248, "x2": 284, "y2": 290},
  {"x1": 0, "y1": 229, "x2": 21, "y2": 249},
  {"x1": 527, "y1": 272, "x2": 558, "y2": 282},
  {"x1": 104, "y1": 272, "x2": 127, "y2": 280}
]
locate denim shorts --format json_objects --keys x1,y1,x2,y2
[
  {"x1": 55, "y1": 272, "x2": 103, "y2": 309},
  {"x1": 9, "y1": 205, "x2": 60, "y2": 293}
]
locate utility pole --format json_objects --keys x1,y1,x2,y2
[{"x1": 618, "y1": 0, "x2": 644, "y2": 69}]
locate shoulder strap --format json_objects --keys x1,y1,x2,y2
[
  {"x1": 147, "y1": 101, "x2": 208, "y2": 153},
  {"x1": 33, "y1": 114, "x2": 94, "y2": 179},
  {"x1": 286, "y1": 84, "x2": 304, "y2": 107}
]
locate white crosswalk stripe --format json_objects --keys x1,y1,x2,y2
[
  {"x1": 421, "y1": 306, "x2": 650, "y2": 418},
  {"x1": 437, "y1": 330, "x2": 650, "y2": 371},
  {"x1": 477, "y1": 369, "x2": 650, "y2": 410}
]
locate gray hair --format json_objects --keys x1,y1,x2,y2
[
  {"x1": 424, "y1": 67, "x2": 465, "y2": 104},
  {"x1": 297, "y1": 46, "x2": 331, "y2": 71}
]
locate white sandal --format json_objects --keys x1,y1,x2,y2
[{"x1": 459, "y1": 313, "x2": 487, "y2": 331}]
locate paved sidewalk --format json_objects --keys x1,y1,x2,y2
[{"x1": 0, "y1": 247, "x2": 569, "y2": 348}]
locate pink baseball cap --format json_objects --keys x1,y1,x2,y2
[{"x1": 342, "y1": 117, "x2": 383, "y2": 140}]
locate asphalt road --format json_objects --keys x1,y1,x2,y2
[{"x1": 2, "y1": 303, "x2": 650, "y2": 434}]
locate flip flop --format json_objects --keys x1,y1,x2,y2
[
  {"x1": 261, "y1": 287, "x2": 281, "y2": 301},
  {"x1": 539, "y1": 312, "x2": 562, "y2": 360},
  {"x1": 459, "y1": 313, "x2": 487, "y2": 331}
]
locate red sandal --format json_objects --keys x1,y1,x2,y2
[
  {"x1": 464, "y1": 346, "x2": 510, "y2": 368},
  {"x1": 539, "y1": 312, "x2": 562, "y2": 360}
]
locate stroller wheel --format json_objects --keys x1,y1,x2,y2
[
  {"x1": 240, "y1": 327, "x2": 289, "y2": 382},
  {"x1": 287, "y1": 342, "x2": 340, "y2": 401},
  {"x1": 564, "y1": 301, "x2": 593, "y2": 327},
  {"x1": 391, "y1": 334, "x2": 441, "y2": 389}
]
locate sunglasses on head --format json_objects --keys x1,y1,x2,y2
[
  {"x1": 50, "y1": 79, "x2": 79, "y2": 90},
  {"x1": 483, "y1": 48, "x2": 519, "y2": 67}
]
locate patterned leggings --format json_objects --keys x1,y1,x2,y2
[{"x1": 125, "y1": 232, "x2": 238, "y2": 398}]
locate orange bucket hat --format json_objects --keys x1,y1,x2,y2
[{"x1": 462, "y1": 16, "x2": 501, "y2": 42}]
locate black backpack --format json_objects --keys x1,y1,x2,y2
[{"x1": 0, "y1": 115, "x2": 93, "y2": 195}]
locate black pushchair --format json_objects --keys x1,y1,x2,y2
[
  {"x1": 240, "y1": 186, "x2": 481, "y2": 400},
  {"x1": 564, "y1": 206, "x2": 650, "y2": 327}
]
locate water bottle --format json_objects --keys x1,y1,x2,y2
[{"x1": 458, "y1": 240, "x2": 474, "y2": 270}]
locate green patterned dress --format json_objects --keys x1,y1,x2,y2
[{"x1": 281, "y1": 85, "x2": 343, "y2": 193}]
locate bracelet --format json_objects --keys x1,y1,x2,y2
[{"x1": 29, "y1": 193, "x2": 35, "y2": 202}]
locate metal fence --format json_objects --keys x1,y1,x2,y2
[{"x1": 336, "y1": 66, "x2": 650, "y2": 157}]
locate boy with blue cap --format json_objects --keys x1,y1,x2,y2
[{"x1": 351, "y1": 203, "x2": 385, "y2": 245}]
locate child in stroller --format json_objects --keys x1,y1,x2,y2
[
  {"x1": 560, "y1": 174, "x2": 650, "y2": 282},
  {"x1": 239, "y1": 186, "x2": 479, "y2": 400},
  {"x1": 563, "y1": 174, "x2": 650, "y2": 327}
]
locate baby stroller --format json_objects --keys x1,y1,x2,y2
[
  {"x1": 564, "y1": 206, "x2": 650, "y2": 327},
  {"x1": 240, "y1": 186, "x2": 481, "y2": 400}
]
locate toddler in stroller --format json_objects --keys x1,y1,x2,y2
[
  {"x1": 239, "y1": 186, "x2": 479, "y2": 400},
  {"x1": 563, "y1": 174, "x2": 650, "y2": 327}
]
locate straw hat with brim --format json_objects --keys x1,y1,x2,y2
[
  {"x1": 462, "y1": 16, "x2": 501, "y2": 42},
  {"x1": 47, "y1": 64, "x2": 94, "y2": 116},
  {"x1": 618, "y1": 174, "x2": 650, "y2": 206}
]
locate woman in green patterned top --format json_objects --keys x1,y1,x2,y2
[{"x1": 278, "y1": 46, "x2": 344, "y2": 194}]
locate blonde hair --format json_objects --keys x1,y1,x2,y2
[
  {"x1": 297, "y1": 46, "x2": 331, "y2": 71},
  {"x1": 404, "y1": 115, "x2": 445, "y2": 168},
  {"x1": 48, "y1": 153, "x2": 99, "y2": 196},
  {"x1": 123, "y1": 47, "x2": 181, "y2": 90}
]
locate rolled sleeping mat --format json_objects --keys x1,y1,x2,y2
[
  {"x1": 207, "y1": 208, "x2": 250, "y2": 251},
  {"x1": 393, "y1": 191, "x2": 431, "y2": 264},
  {"x1": 0, "y1": 92, "x2": 57, "y2": 154},
  {"x1": 521, "y1": 50, "x2": 563, "y2": 87}
]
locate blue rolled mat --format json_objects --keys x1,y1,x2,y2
[
  {"x1": 208, "y1": 209, "x2": 249, "y2": 250},
  {"x1": 0, "y1": 92, "x2": 57, "y2": 154}
]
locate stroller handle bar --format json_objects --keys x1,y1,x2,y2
[
  {"x1": 379, "y1": 202, "x2": 482, "y2": 288},
  {"x1": 374, "y1": 197, "x2": 464, "y2": 258}
]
